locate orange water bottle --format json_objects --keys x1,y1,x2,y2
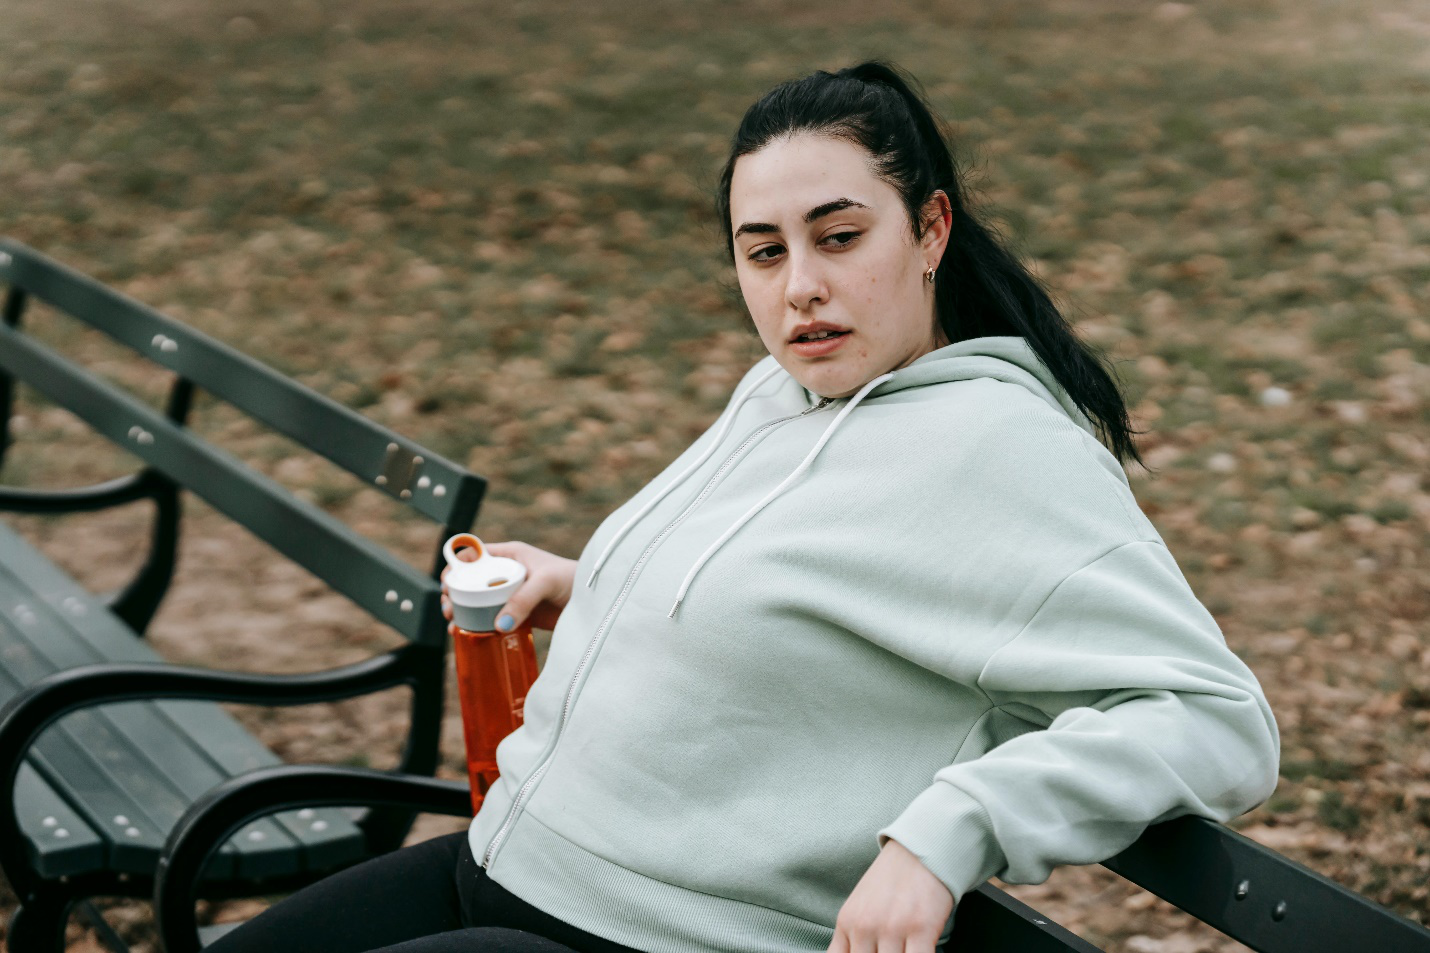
[{"x1": 443, "y1": 533, "x2": 540, "y2": 814}]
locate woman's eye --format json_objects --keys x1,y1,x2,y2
[
  {"x1": 749, "y1": 244, "x2": 784, "y2": 262},
  {"x1": 822, "y1": 231, "x2": 860, "y2": 248}
]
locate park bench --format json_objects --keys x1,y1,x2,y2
[
  {"x1": 0, "y1": 237, "x2": 486, "y2": 951},
  {"x1": 3, "y1": 239, "x2": 1426, "y2": 953}
]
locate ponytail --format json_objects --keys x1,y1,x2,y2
[{"x1": 716, "y1": 61, "x2": 1146, "y2": 469}]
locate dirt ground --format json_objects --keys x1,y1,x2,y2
[{"x1": 1, "y1": 0, "x2": 1427, "y2": 950}]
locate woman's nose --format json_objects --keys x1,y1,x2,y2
[{"x1": 784, "y1": 254, "x2": 828, "y2": 311}]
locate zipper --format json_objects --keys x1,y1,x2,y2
[{"x1": 481, "y1": 395, "x2": 836, "y2": 868}]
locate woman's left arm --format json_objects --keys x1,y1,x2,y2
[{"x1": 833, "y1": 538, "x2": 1281, "y2": 953}]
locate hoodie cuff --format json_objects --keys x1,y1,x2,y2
[{"x1": 876, "y1": 781, "x2": 1006, "y2": 906}]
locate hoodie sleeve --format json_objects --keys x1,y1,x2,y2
[{"x1": 875, "y1": 538, "x2": 1281, "y2": 906}]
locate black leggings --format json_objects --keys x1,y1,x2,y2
[{"x1": 204, "y1": 831, "x2": 647, "y2": 953}]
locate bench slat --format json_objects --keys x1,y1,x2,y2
[
  {"x1": 0, "y1": 574, "x2": 303, "y2": 879},
  {"x1": 0, "y1": 238, "x2": 484, "y2": 531},
  {"x1": 0, "y1": 657, "x2": 208, "y2": 872},
  {"x1": 15, "y1": 760, "x2": 106, "y2": 878},
  {"x1": 0, "y1": 526, "x2": 364, "y2": 876},
  {"x1": 143, "y1": 699, "x2": 367, "y2": 872},
  {"x1": 0, "y1": 320, "x2": 443, "y2": 646}
]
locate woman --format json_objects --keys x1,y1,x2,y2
[{"x1": 209, "y1": 61, "x2": 1279, "y2": 953}]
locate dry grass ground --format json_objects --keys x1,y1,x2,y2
[{"x1": 1, "y1": 0, "x2": 1427, "y2": 950}]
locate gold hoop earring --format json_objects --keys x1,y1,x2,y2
[{"x1": 925, "y1": 266, "x2": 936, "y2": 284}]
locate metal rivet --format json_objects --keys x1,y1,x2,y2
[
  {"x1": 400, "y1": 489, "x2": 411, "y2": 499},
  {"x1": 375, "y1": 475, "x2": 388, "y2": 485},
  {"x1": 1235, "y1": 879, "x2": 1250, "y2": 900},
  {"x1": 412, "y1": 455, "x2": 424, "y2": 466},
  {"x1": 298, "y1": 808, "x2": 315, "y2": 819},
  {"x1": 0, "y1": 252, "x2": 11, "y2": 267},
  {"x1": 114, "y1": 814, "x2": 129, "y2": 826},
  {"x1": 118, "y1": 873, "x2": 130, "y2": 882},
  {"x1": 311, "y1": 820, "x2": 328, "y2": 832},
  {"x1": 387, "y1": 442, "x2": 398, "y2": 452},
  {"x1": 152, "y1": 334, "x2": 166, "y2": 347},
  {"x1": 138, "y1": 431, "x2": 153, "y2": 445},
  {"x1": 125, "y1": 826, "x2": 141, "y2": 838},
  {"x1": 400, "y1": 599, "x2": 413, "y2": 612},
  {"x1": 161, "y1": 338, "x2": 178, "y2": 352},
  {"x1": 128, "y1": 425, "x2": 142, "y2": 439},
  {"x1": 1033, "y1": 919, "x2": 1046, "y2": 925},
  {"x1": 247, "y1": 830, "x2": 265, "y2": 842},
  {"x1": 54, "y1": 828, "x2": 69, "y2": 838},
  {"x1": 385, "y1": 590, "x2": 398, "y2": 603},
  {"x1": 417, "y1": 476, "x2": 431, "y2": 489},
  {"x1": 433, "y1": 485, "x2": 446, "y2": 498},
  {"x1": 1272, "y1": 900, "x2": 1287, "y2": 921},
  {"x1": 42, "y1": 815, "x2": 57, "y2": 827}
]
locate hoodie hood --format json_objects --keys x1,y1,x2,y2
[
  {"x1": 861, "y1": 335, "x2": 1098, "y2": 437},
  {"x1": 585, "y1": 335, "x2": 1097, "y2": 617}
]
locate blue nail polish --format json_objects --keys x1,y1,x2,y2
[{"x1": 496, "y1": 614, "x2": 514, "y2": 632}]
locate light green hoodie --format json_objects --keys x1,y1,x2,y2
[{"x1": 468, "y1": 336, "x2": 1280, "y2": 953}]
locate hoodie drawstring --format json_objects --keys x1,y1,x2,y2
[
  {"x1": 667, "y1": 371, "x2": 895, "y2": 619},
  {"x1": 585, "y1": 361, "x2": 787, "y2": 589}
]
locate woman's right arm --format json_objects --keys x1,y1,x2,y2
[{"x1": 440, "y1": 541, "x2": 577, "y2": 632}]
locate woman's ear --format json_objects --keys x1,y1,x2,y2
[{"x1": 920, "y1": 190, "x2": 953, "y2": 267}]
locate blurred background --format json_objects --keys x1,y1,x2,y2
[{"x1": 1, "y1": 0, "x2": 1427, "y2": 949}]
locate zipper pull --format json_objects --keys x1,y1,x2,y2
[{"x1": 801, "y1": 396, "x2": 835, "y2": 415}]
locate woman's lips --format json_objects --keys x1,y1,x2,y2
[{"x1": 789, "y1": 331, "x2": 851, "y2": 357}]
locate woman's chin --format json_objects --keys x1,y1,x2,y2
[{"x1": 790, "y1": 369, "x2": 861, "y2": 400}]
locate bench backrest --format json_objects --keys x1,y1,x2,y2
[{"x1": 0, "y1": 238, "x2": 486, "y2": 646}]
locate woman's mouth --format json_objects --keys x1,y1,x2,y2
[{"x1": 789, "y1": 330, "x2": 851, "y2": 356}]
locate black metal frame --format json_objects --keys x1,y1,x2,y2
[
  {"x1": 0, "y1": 239, "x2": 487, "y2": 951},
  {"x1": 0, "y1": 653, "x2": 446, "y2": 950},
  {"x1": 1103, "y1": 815, "x2": 1430, "y2": 952}
]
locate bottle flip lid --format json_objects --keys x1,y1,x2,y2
[{"x1": 443, "y1": 534, "x2": 526, "y2": 608}]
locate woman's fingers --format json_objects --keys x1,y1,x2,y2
[
  {"x1": 903, "y1": 931, "x2": 942, "y2": 953},
  {"x1": 493, "y1": 576, "x2": 555, "y2": 632}
]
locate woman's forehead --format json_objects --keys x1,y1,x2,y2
[{"x1": 729, "y1": 133, "x2": 892, "y2": 224}]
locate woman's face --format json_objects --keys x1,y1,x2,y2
[{"x1": 729, "y1": 133, "x2": 952, "y2": 399}]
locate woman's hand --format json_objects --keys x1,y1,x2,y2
[
  {"x1": 828, "y1": 838, "x2": 954, "y2": 953},
  {"x1": 441, "y1": 541, "x2": 577, "y2": 632}
]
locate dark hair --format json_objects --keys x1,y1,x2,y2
[{"x1": 715, "y1": 61, "x2": 1146, "y2": 469}]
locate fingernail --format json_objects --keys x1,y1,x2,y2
[{"x1": 496, "y1": 614, "x2": 514, "y2": 632}]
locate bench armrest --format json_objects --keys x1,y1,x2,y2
[
  {"x1": 0, "y1": 471, "x2": 156, "y2": 514},
  {"x1": 0, "y1": 648, "x2": 429, "y2": 900},
  {"x1": 155, "y1": 765, "x2": 472, "y2": 953},
  {"x1": 1105, "y1": 815, "x2": 1430, "y2": 952}
]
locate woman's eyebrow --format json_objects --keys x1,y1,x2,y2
[{"x1": 734, "y1": 197, "x2": 871, "y2": 239}]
